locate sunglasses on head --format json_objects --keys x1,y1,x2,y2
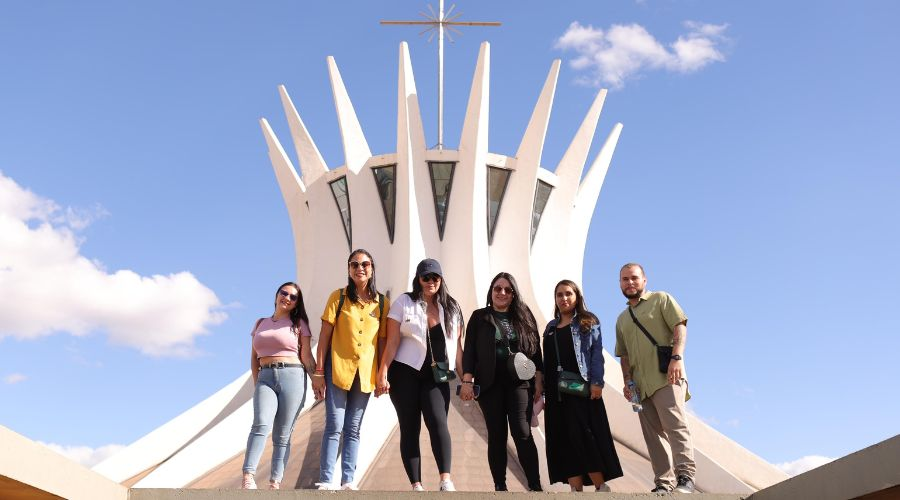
[
  {"x1": 420, "y1": 273, "x2": 441, "y2": 283},
  {"x1": 492, "y1": 285, "x2": 514, "y2": 295},
  {"x1": 349, "y1": 261, "x2": 372, "y2": 269},
  {"x1": 279, "y1": 290, "x2": 298, "y2": 301}
]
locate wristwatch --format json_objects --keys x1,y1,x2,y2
[{"x1": 670, "y1": 354, "x2": 683, "y2": 361}]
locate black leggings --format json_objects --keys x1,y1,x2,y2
[
  {"x1": 388, "y1": 360, "x2": 452, "y2": 483},
  {"x1": 477, "y1": 377, "x2": 542, "y2": 489}
]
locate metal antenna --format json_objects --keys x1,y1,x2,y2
[{"x1": 381, "y1": 0, "x2": 500, "y2": 150}]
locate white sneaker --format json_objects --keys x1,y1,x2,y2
[
  {"x1": 316, "y1": 482, "x2": 338, "y2": 490},
  {"x1": 595, "y1": 482, "x2": 611, "y2": 492},
  {"x1": 412, "y1": 484, "x2": 425, "y2": 491},
  {"x1": 341, "y1": 483, "x2": 358, "y2": 490},
  {"x1": 241, "y1": 474, "x2": 257, "y2": 489},
  {"x1": 439, "y1": 479, "x2": 456, "y2": 491}
]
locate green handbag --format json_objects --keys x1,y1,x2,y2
[
  {"x1": 551, "y1": 326, "x2": 590, "y2": 399},
  {"x1": 557, "y1": 370, "x2": 590, "y2": 398},
  {"x1": 428, "y1": 327, "x2": 457, "y2": 383},
  {"x1": 431, "y1": 359, "x2": 457, "y2": 383}
]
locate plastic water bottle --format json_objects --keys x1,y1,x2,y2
[{"x1": 627, "y1": 380, "x2": 642, "y2": 412}]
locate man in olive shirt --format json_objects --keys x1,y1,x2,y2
[{"x1": 615, "y1": 263, "x2": 695, "y2": 494}]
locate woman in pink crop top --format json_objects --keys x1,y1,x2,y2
[{"x1": 241, "y1": 282, "x2": 315, "y2": 490}]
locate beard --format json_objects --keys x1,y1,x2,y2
[{"x1": 622, "y1": 286, "x2": 644, "y2": 300}]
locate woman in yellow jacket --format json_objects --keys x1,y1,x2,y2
[{"x1": 311, "y1": 249, "x2": 389, "y2": 490}]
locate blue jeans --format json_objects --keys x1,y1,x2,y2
[
  {"x1": 242, "y1": 365, "x2": 307, "y2": 482},
  {"x1": 319, "y1": 358, "x2": 371, "y2": 485}
]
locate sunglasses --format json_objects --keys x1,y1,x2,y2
[
  {"x1": 492, "y1": 285, "x2": 514, "y2": 295},
  {"x1": 349, "y1": 261, "x2": 372, "y2": 270},
  {"x1": 420, "y1": 273, "x2": 441, "y2": 283},
  {"x1": 278, "y1": 290, "x2": 299, "y2": 301}
]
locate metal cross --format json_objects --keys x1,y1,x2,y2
[{"x1": 382, "y1": 0, "x2": 500, "y2": 150}]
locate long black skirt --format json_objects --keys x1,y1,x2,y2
[{"x1": 543, "y1": 387, "x2": 624, "y2": 485}]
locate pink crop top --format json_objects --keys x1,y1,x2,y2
[{"x1": 251, "y1": 317, "x2": 312, "y2": 358}]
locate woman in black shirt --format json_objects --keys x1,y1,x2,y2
[{"x1": 459, "y1": 272, "x2": 543, "y2": 491}]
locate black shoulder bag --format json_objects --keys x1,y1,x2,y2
[{"x1": 628, "y1": 307, "x2": 672, "y2": 374}]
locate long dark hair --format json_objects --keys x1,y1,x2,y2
[
  {"x1": 553, "y1": 279, "x2": 598, "y2": 332},
  {"x1": 346, "y1": 248, "x2": 379, "y2": 303},
  {"x1": 408, "y1": 273, "x2": 464, "y2": 339},
  {"x1": 485, "y1": 272, "x2": 539, "y2": 356},
  {"x1": 275, "y1": 282, "x2": 309, "y2": 336}
]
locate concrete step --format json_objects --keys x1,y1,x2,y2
[{"x1": 130, "y1": 489, "x2": 746, "y2": 500}]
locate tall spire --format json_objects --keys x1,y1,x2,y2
[{"x1": 381, "y1": 0, "x2": 499, "y2": 150}]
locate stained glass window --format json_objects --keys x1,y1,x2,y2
[
  {"x1": 428, "y1": 162, "x2": 455, "y2": 239},
  {"x1": 531, "y1": 180, "x2": 553, "y2": 245},
  {"x1": 372, "y1": 165, "x2": 396, "y2": 243},
  {"x1": 329, "y1": 176, "x2": 351, "y2": 248},
  {"x1": 487, "y1": 166, "x2": 511, "y2": 244}
]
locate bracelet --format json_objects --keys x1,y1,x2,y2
[
  {"x1": 461, "y1": 380, "x2": 474, "y2": 385},
  {"x1": 312, "y1": 373, "x2": 325, "y2": 378}
]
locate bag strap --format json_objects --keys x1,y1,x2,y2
[
  {"x1": 548, "y1": 322, "x2": 566, "y2": 402},
  {"x1": 335, "y1": 289, "x2": 346, "y2": 321},
  {"x1": 426, "y1": 319, "x2": 437, "y2": 367},
  {"x1": 423, "y1": 301, "x2": 451, "y2": 367},
  {"x1": 550, "y1": 324, "x2": 564, "y2": 374},
  {"x1": 628, "y1": 307, "x2": 659, "y2": 347}
]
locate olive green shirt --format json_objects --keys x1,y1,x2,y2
[{"x1": 615, "y1": 291, "x2": 690, "y2": 401}]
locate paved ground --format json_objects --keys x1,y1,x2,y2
[{"x1": 130, "y1": 490, "x2": 747, "y2": 500}]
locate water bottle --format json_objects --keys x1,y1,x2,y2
[{"x1": 627, "y1": 380, "x2": 642, "y2": 412}]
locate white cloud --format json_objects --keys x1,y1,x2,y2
[
  {"x1": 38, "y1": 442, "x2": 125, "y2": 468},
  {"x1": 0, "y1": 172, "x2": 226, "y2": 357},
  {"x1": 554, "y1": 20, "x2": 729, "y2": 88},
  {"x1": 3, "y1": 373, "x2": 27, "y2": 384},
  {"x1": 776, "y1": 455, "x2": 834, "y2": 476}
]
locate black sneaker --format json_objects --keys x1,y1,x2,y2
[
  {"x1": 675, "y1": 475, "x2": 694, "y2": 493},
  {"x1": 527, "y1": 484, "x2": 543, "y2": 492},
  {"x1": 494, "y1": 483, "x2": 508, "y2": 491},
  {"x1": 651, "y1": 484, "x2": 670, "y2": 494}
]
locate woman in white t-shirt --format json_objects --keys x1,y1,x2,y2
[
  {"x1": 241, "y1": 282, "x2": 315, "y2": 490},
  {"x1": 376, "y1": 259, "x2": 463, "y2": 492}
]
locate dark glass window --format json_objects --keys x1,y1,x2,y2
[
  {"x1": 531, "y1": 180, "x2": 553, "y2": 245},
  {"x1": 371, "y1": 165, "x2": 396, "y2": 243},
  {"x1": 428, "y1": 162, "x2": 456, "y2": 239},
  {"x1": 486, "y1": 166, "x2": 512, "y2": 244},
  {"x1": 329, "y1": 176, "x2": 351, "y2": 248}
]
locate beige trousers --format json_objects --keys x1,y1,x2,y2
[{"x1": 638, "y1": 379, "x2": 696, "y2": 489}]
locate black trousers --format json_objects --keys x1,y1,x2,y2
[
  {"x1": 477, "y1": 376, "x2": 541, "y2": 489},
  {"x1": 388, "y1": 360, "x2": 452, "y2": 483}
]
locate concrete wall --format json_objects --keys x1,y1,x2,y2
[
  {"x1": 0, "y1": 425, "x2": 127, "y2": 500},
  {"x1": 750, "y1": 434, "x2": 900, "y2": 500}
]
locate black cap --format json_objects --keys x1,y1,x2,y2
[{"x1": 416, "y1": 258, "x2": 443, "y2": 278}]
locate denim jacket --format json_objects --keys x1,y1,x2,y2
[{"x1": 543, "y1": 315, "x2": 605, "y2": 387}]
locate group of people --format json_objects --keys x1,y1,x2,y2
[{"x1": 240, "y1": 251, "x2": 696, "y2": 494}]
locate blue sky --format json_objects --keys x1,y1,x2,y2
[{"x1": 1, "y1": 0, "x2": 897, "y2": 475}]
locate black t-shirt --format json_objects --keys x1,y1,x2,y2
[{"x1": 421, "y1": 323, "x2": 448, "y2": 371}]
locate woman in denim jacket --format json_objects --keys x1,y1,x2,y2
[{"x1": 542, "y1": 279, "x2": 623, "y2": 491}]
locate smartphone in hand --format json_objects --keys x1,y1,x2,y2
[{"x1": 456, "y1": 384, "x2": 481, "y2": 398}]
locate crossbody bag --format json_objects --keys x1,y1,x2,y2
[
  {"x1": 628, "y1": 307, "x2": 672, "y2": 374},
  {"x1": 549, "y1": 324, "x2": 590, "y2": 400},
  {"x1": 426, "y1": 321, "x2": 456, "y2": 383}
]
